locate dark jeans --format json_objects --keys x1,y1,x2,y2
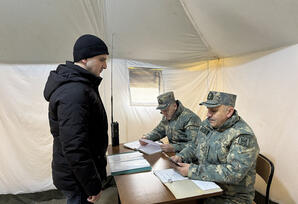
[{"x1": 62, "y1": 190, "x2": 92, "y2": 204}]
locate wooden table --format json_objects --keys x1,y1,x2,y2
[{"x1": 108, "y1": 144, "x2": 222, "y2": 204}]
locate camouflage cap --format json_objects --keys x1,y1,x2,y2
[
  {"x1": 156, "y1": 91, "x2": 176, "y2": 110},
  {"x1": 200, "y1": 91, "x2": 237, "y2": 108}
]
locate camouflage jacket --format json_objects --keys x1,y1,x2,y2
[
  {"x1": 177, "y1": 110, "x2": 259, "y2": 204},
  {"x1": 145, "y1": 100, "x2": 201, "y2": 152}
]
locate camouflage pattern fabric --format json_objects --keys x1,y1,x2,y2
[
  {"x1": 156, "y1": 91, "x2": 176, "y2": 110},
  {"x1": 145, "y1": 100, "x2": 201, "y2": 152},
  {"x1": 177, "y1": 110, "x2": 259, "y2": 204},
  {"x1": 200, "y1": 91, "x2": 237, "y2": 108}
]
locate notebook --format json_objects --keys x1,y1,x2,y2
[{"x1": 108, "y1": 151, "x2": 151, "y2": 176}]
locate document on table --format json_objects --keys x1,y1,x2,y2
[
  {"x1": 191, "y1": 180, "x2": 220, "y2": 191},
  {"x1": 123, "y1": 140, "x2": 140, "y2": 150},
  {"x1": 123, "y1": 139, "x2": 162, "y2": 155},
  {"x1": 108, "y1": 151, "x2": 151, "y2": 176},
  {"x1": 153, "y1": 168, "x2": 187, "y2": 183},
  {"x1": 108, "y1": 151, "x2": 144, "y2": 162},
  {"x1": 153, "y1": 168, "x2": 222, "y2": 199}
]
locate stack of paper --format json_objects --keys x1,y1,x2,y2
[
  {"x1": 124, "y1": 139, "x2": 162, "y2": 155},
  {"x1": 153, "y1": 168, "x2": 222, "y2": 199},
  {"x1": 108, "y1": 151, "x2": 151, "y2": 176}
]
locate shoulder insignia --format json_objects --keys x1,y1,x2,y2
[{"x1": 238, "y1": 135, "x2": 250, "y2": 147}]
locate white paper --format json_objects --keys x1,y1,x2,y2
[
  {"x1": 107, "y1": 151, "x2": 144, "y2": 163},
  {"x1": 109, "y1": 158, "x2": 151, "y2": 173},
  {"x1": 123, "y1": 140, "x2": 141, "y2": 150},
  {"x1": 108, "y1": 151, "x2": 151, "y2": 174},
  {"x1": 123, "y1": 139, "x2": 162, "y2": 155},
  {"x1": 153, "y1": 168, "x2": 187, "y2": 183},
  {"x1": 191, "y1": 180, "x2": 220, "y2": 191},
  {"x1": 139, "y1": 139, "x2": 159, "y2": 145}
]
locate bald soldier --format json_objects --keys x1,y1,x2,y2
[
  {"x1": 141, "y1": 91, "x2": 201, "y2": 153},
  {"x1": 172, "y1": 91, "x2": 259, "y2": 204}
]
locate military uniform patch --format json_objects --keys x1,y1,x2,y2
[{"x1": 238, "y1": 135, "x2": 250, "y2": 147}]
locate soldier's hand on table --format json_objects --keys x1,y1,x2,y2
[
  {"x1": 139, "y1": 136, "x2": 148, "y2": 146},
  {"x1": 161, "y1": 144, "x2": 175, "y2": 152},
  {"x1": 175, "y1": 163, "x2": 190, "y2": 177}
]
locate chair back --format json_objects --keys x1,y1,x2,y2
[{"x1": 255, "y1": 154, "x2": 274, "y2": 204}]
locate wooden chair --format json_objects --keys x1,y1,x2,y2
[{"x1": 253, "y1": 154, "x2": 274, "y2": 204}]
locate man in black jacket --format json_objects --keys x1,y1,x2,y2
[{"x1": 44, "y1": 34, "x2": 109, "y2": 204}]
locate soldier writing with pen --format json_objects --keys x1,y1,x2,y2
[
  {"x1": 139, "y1": 91, "x2": 201, "y2": 153},
  {"x1": 171, "y1": 91, "x2": 259, "y2": 204}
]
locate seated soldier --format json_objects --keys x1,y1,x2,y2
[
  {"x1": 172, "y1": 91, "x2": 259, "y2": 204},
  {"x1": 140, "y1": 91, "x2": 201, "y2": 153}
]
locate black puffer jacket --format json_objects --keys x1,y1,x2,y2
[{"x1": 44, "y1": 61, "x2": 108, "y2": 196}]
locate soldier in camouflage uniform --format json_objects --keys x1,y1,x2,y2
[
  {"x1": 172, "y1": 91, "x2": 259, "y2": 204},
  {"x1": 141, "y1": 91, "x2": 201, "y2": 153}
]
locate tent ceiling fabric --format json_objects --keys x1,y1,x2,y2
[
  {"x1": 0, "y1": 0, "x2": 107, "y2": 64},
  {"x1": 105, "y1": 0, "x2": 214, "y2": 67},
  {"x1": 0, "y1": 0, "x2": 298, "y2": 65},
  {"x1": 182, "y1": 0, "x2": 298, "y2": 58}
]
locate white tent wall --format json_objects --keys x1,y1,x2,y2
[
  {"x1": 221, "y1": 45, "x2": 298, "y2": 204},
  {"x1": 0, "y1": 64, "x2": 56, "y2": 193}
]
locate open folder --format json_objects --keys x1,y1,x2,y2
[
  {"x1": 153, "y1": 169, "x2": 222, "y2": 199},
  {"x1": 123, "y1": 139, "x2": 162, "y2": 155}
]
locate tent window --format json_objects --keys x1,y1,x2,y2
[{"x1": 129, "y1": 67, "x2": 163, "y2": 106}]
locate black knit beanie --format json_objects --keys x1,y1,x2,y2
[{"x1": 73, "y1": 34, "x2": 109, "y2": 62}]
